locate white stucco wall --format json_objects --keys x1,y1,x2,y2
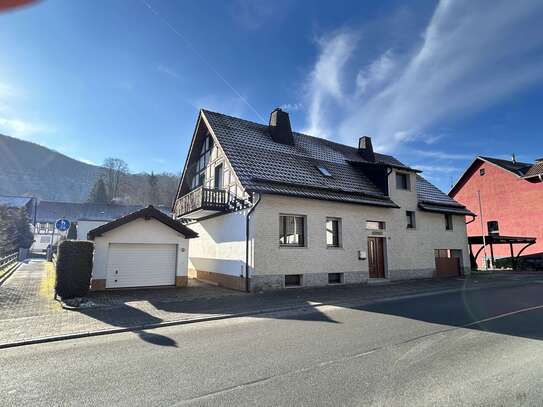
[
  {"x1": 91, "y1": 218, "x2": 191, "y2": 280},
  {"x1": 251, "y1": 189, "x2": 470, "y2": 281},
  {"x1": 187, "y1": 208, "x2": 251, "y2": 277},
  {"x1": 77, "y1": 220, "x2": 107, "y2": 241}
]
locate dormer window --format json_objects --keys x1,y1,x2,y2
[
  {"x1": 317, "y1": 166, "x2": 332, "y2": 177},
  {"x1": 396, "y1": 172, "x2": 410, "y2": 190}
]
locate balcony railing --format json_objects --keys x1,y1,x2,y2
[{"x1": 174, "y1": 187, "x2": 232, "y2": 218}]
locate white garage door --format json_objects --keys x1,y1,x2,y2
[{"x1": 106, "y1": 243, "x2": 177, "y2": 288}]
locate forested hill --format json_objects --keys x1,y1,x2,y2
[{"x1": 0, "y1": 134, "x2": 179, "y2": 205}]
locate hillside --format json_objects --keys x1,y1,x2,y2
[
  {"x1": 0, "y1": 134, "x2": 179, "y2": 205},
  {"x1": 0, "y1": 134, "x2": 103, "y2": 201}
]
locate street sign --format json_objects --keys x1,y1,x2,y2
[{"x1": 55, "y1": 218, "x2": 71, "y2": 232}]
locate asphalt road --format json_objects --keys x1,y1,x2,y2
[{"x1": 2, "y1": 282, "x2": 543, "y2": 406}]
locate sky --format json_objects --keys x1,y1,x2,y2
[{"x1": 1, "y1": 0, "x2": 543, "y2": 192}]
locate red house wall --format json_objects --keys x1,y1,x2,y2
[{"x1": 450, "y1": 160, "x2": 543, "y2": 263}]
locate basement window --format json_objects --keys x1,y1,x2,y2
[
  {"x1": 285, "y1": 274, "x2": 302, "y2": 287},
  {"x1": 317, "y1": 165, "x2": 332, "y2": 177},
  {"x1": 328, "y1": 273, "x2": 343, "y2": 284}
]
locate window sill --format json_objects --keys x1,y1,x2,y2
[
  {"x1": 326, "y1": 246, "x2": 344, "y2": 250},
  {"x1": 279, "y1": 245, "x2": 307, "y2": 249}
]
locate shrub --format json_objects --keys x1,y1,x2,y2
[{"x1": 55, "y1": 240, "x2": 94, "y2": 299}]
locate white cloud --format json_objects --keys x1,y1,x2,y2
[
  {"x1": 304, "y1": 0, "x2": 543, "y2": 152},
  {"x1": 410, "y1": 149, "x2": 473, "y2": 160},
  {"x1": 412, "y1": 164, "x2": 459, "y2": 173},
  {"x1": 280, "y1": 103, "x2": 302, "y2": 112},
  {"x1": 0, "y1": 116, "x2": 52, "y2": 138},
  {"x1": 305, "y1": 30, "x2": 358, "y2": 138}
]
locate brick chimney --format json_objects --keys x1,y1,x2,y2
[
  {"x1": 358, "y1": 136, "x2": 375, "y2": 162},
  {"x1": 269, "y1": 108, "x2": 294, "y2": 145}
]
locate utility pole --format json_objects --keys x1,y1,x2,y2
[{"x1": 477, "y1": 190, "x2": 488, "y2": 271}]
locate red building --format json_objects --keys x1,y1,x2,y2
[{"x1": 449, "y1": 156, "x2": 543, "y2": 269}]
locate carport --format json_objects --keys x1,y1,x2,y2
[{"x1": 469, "y1": 235, "x2": 536, "y2": 270}]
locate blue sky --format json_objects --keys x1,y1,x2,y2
[{"x1": 1, "y1": 0, "x2": 543, "y2": 191}]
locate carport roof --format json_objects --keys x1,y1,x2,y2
[{"x1": 87, "y1": 205, "x2": 198, "y2": 240}]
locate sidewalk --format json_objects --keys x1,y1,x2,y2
[{"x1": 1, "y1": 260, "x2": 541, "y2": 348}]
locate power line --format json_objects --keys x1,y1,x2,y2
[{"x1": 140, "y1": 0, "x2": 266, "y2": 123}]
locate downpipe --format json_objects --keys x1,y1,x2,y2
[{"x1": 245, "y1": 192, "x2": 261, "y2": 292}]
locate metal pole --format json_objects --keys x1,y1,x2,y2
[{"x1": 477, "y1": 190, "x2": 488, "y2": 271}]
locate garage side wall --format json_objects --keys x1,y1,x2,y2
[{"x1": 90, "y1": 218, "x2": 190, "y2": 290}]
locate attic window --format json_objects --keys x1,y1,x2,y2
[
  {"x1": 317, "y1": 166, "x2": 332, "y2": 177},
  {"x1": 480, "y1": 168, "x2": 485, "y2": 176}
]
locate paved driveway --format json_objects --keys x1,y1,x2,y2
[{"x1": 0, "y1": 260, "x2": 60, "y2": 320}]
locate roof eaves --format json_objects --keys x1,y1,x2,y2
[{"x1": 87, "y1": 205, "x2": 198, "y2": 240}]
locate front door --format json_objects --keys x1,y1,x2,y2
[{"x1": 368, "y1": 237, "x2": 385, "y2": 278}]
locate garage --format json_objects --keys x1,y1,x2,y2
[
  {"x1": 87, "y1": 206, "x2": 198, "y2": 290},
  {"x1": 106, "y1": 243, "x2": 177, "y2": 288}
]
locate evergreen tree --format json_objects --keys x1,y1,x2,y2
[
  {"x1": 0, "y1": 205, "x2": 9, "y2": 256},
  {"x1": 67, "y1": 222, "x2": 77, "y2": 240},
  {"x1": 147, "y1": 172, "x2": 160, "y2": 205},
  {"x1": 14, "y1": 208, "x2": 33, "y2": 249},
  {"x1": 88, "y1": 177, "x2": 109, "y2": 204}
]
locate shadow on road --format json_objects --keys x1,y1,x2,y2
[{"x1": 79, "y1": 304, "x2": 178, "y2": 347}]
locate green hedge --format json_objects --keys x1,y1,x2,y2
[{"x1": 55, "y1": 240, "x2": 94, "y2": 299}]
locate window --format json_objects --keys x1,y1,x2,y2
[
  {"x1": 479, "y1": 168, "x2": 485, "y2": 176},
  {"x1": 328, "y1": 273, "x2": 343, "y2": 284},
  {"x1": 406, "y1": 211, "x2": 416, "y2": 229},
  {"x1": 326, "y1": 218, "x2": 341, "y2": 247},
  {"x1": 396, "y1": 172, "x2": 410, "y2": 190},
  {"x1": 317, "y1": 165, "x2": 332, "y2": 177},
  {"x1": 445, "y1": 214, "x2": 453, "y2": 230},
  {"x1": 279, "y1": 215, "x2": 305, "y2": 247},
  {"x1": 487, "y1": 220, "x2": 499, "y2": 235},
  {"x1": 214, "y1": 164, "x2": 223, "y2": 189},
  {"x1": 366, "y1": 220, "x2": 385, "y2": 230},
  {"x1": 190, "y1": 134, "x2": 213, "y2": 190},
  {"x1": 285, "y1": 274, "x2": 302, "y2": 287}
]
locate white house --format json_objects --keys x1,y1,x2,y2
[
  {"x1": 87, "y1": 206, "x2": 198, "y2": 290},
  {"x1": 173, "y1": 108, "x2": 473, "y2": 291}
]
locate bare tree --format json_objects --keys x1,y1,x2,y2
[{"x1": 102, "y1": 158, "x2": 129, "y2": 203}]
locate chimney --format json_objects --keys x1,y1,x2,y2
[
  {"x1": 269, "y1": 108, "x2": 294, "y2": 145},
  {"x1": 512, "y1": 153, "x2": 517, "y2": 164},
  {"x1": 358, "y1": 136, "x2": 375, "y2": 162}
]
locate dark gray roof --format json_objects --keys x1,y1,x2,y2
[
  {"x1": 202, "y1": 109, "x2": 466, "y2": 211},
  {"x1": 0, "y1": 195, "x2": 34, "y2": 208},
  {"x1": 36, "y1": 201, "x2": 171, "y2": 223},
  {"x1": 523, "y1": 161, "x2": 543, "y2": 178},
  {"x1": 88, "y1": 206, "x2": 197, "y2": 240},
  {"x1": 479, "y1": 156, "x2": 532, "y2": 176}
]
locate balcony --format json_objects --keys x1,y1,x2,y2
[{"x1": 174, "y1": 187, "x2": 240, "y2": 220}]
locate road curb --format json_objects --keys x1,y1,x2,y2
[
  {"x1": 0, "y1": 279, "x2": 537, "y2": 350},
  {"x1": 0, "y1": 262, "x2": 21, "y2": 286}
]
